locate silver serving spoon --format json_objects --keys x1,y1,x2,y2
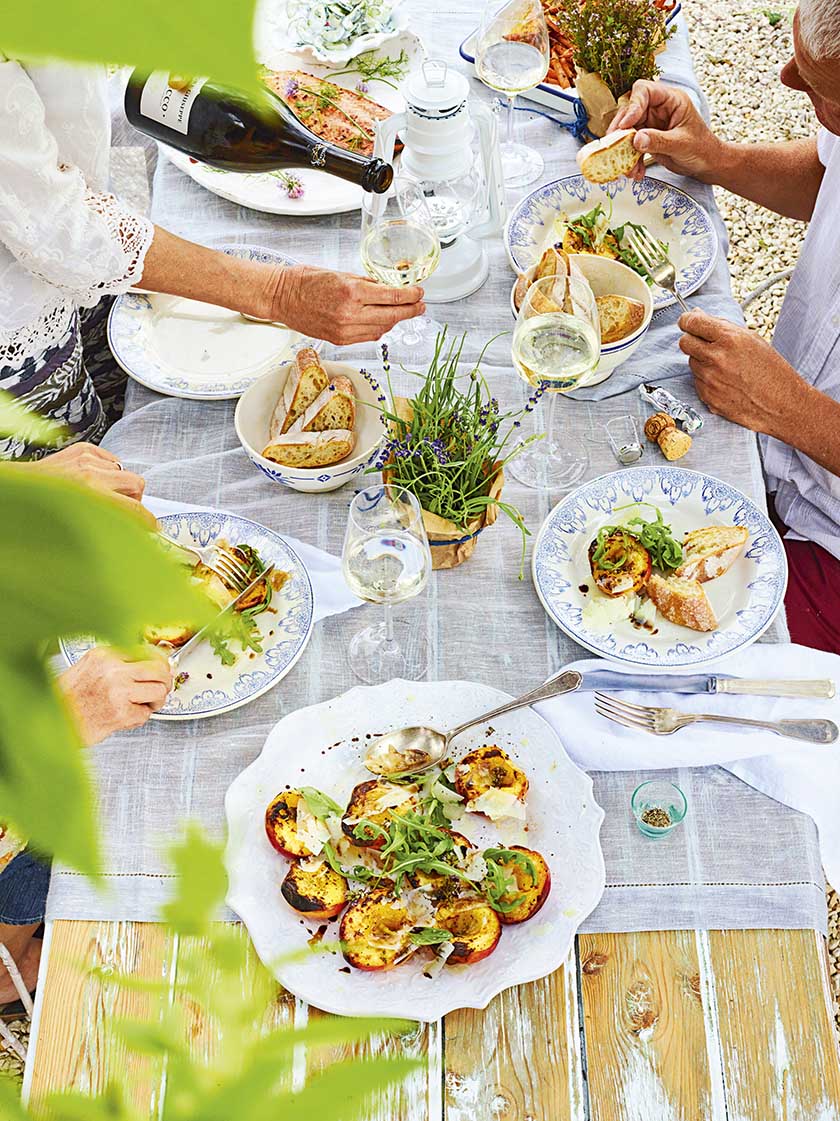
[{"x1": 363, "y1": 670, "x2": 582, "y2": 777}]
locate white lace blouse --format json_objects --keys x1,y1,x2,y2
[{"x1": 0, "y1": 59, "x2": 154, "y2": 368}]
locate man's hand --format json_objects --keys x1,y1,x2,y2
[
  {"x1": 34, "y1": 443, "x2": 145, "y2": 501},
  {"x1": 268, "y1": 264, "x2": 425, "y2": 346},
  {"x1": 678, "y1": 309, "x2": 810, "y2": 437},
  {"x1": 59, "y1": 648, "x2": 173, "y2": 746},
  {"x1": 609, "y1": 80, "x2": 725, "y2": 183}
]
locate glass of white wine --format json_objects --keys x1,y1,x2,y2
[
  {"x1": 474, "y1": 0, "x2": 550, "y2": 189},
  {"x1": 342, "y1": 485, "x2": 433, "y2": 685},
  {"x1": 508, "y1": 274, "x2": 600, "y2": 491},
  {"x1": 360, "y1": 176, "x2": 442, "y2": 360}
]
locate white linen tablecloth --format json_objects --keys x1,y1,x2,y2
[{"x1": 45, "y1": 1, "x2": 829, "y2": 934}]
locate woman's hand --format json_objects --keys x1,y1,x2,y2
[
  {"x1": 267, "y1": 264, "x2": 425, "y2": 346},
  {"x1": 59, "y1": 648, "x2": 173, "y2": 746},
  {"x1": 609, "y1": 80, "x2": 725, "y2": 183},
  {"x1": 34, "y1": 443, "x2": 145, "y2": 501}
]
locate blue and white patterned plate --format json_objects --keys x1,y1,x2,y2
[
  {"x1": 505, "y1": 175, "x2": 718, "y2": 312},
  {"x1": 532, "y1": 466, "x2": 787, "y2": 668},
  {"x1": 108, "y1": 246, "x2": 317, "y2": 401},
  {"x1": 60, "y1": 511, "x2": 315, "y2": 720}
]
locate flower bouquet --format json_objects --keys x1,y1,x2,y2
[
  {"x1": 367, "y1": 333, "x2": 542, "y2": 570},
  {"x1": 553, "y1": 0, "x2": 676, "y2": 137}
]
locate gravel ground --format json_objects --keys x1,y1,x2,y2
[{"x1": 686, "y1": 0, "x2": 840, "y2": 1041}]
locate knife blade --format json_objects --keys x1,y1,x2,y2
[
  {"x1": 577, "y1": 670, "x2": 836, "y2": 700},
  {"x1": 168, "y1": 564, "x2": 275, "y2": 667}
]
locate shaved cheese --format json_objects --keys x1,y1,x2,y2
[
  {"x1": 324, "y1": 813, "x2": 344, "y2": 842},
  {"x1": 423, "y1": 941, "x2": 455, "y2": 979},
  {"x1": 295, "y1": 799, "x2": 331, "y2": 856},
  {"x1": 582, "y1": 589, "x2": 634, "y2": 629},
  {"x1": 298, "y1": 854, "x2": 326, "y2": 873},
  {"x1": 402, "y1": 888, "x2": 437, "y2": 927},
  {"x1": 463, "y1": 852, "x2": 488, "y2": 883},
  {"x1": 467, "y1": 788, "x2": 527, "y2": 822},
  {"x1": 343, "y1": 783, "x2": 417, "y2": 825},
  {"x1": 631, "y1": 595, "x2": 658, "y2": 628}
]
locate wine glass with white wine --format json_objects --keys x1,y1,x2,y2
[
  {"x1": 342, "y1": 485, "x2": 433, "y2": 685},
  {"x1": 474, "y1": 0, "x2": 550, "y2": 188},
  {"x1": 360, "y1": 176, "x2": 442, "y2": 362},
  {"x1": 508, "y1": 274, "x2": 601, "y2": 491}
]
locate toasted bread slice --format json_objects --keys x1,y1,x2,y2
[
  {"x1": 273, "y1": 349, "x2": 330, "y2": 438},
  {"x1": 291, "y1": 375, "x2": 356, "y2": 434},
  {"x1": 262, "y1": 428, "x2": 355, "y2": 469},
  {"x1": 646, "y1": 573, "x2": 717, "y2": 632},
  {"x1": 576, "y1": 129, "x2": 639, "y2": 184},
  {"x1": 596, "y1": 294, "x2": 646, "y2": 344},
  {"x1": 675, "y1": 525, "x2": 749, "y2": 583}
]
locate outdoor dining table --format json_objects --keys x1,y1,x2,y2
[{"x1": 21, "y1": 2, "x2": 840, "y2": 1117}]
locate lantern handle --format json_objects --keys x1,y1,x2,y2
[{"x1": 465, "y1": 99, "x2": 506, "y2": 240}]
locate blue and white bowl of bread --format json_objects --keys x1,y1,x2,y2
[
  {"x1": 511, "y1": 247, "x2": 653, "y2": 389},
  {"x1": 235, "y1": 348, "x2": 386, "y2": 493}
]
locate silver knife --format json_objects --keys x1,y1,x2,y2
[
  {"x1": 577, "y1": 670, "x2": 835, "y2": 700},
  {"x1": 167, "y1": 564, "x2": 275, "y2": 667}
]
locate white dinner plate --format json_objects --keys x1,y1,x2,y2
[
  {"x1": 60, "y1": 510, "x2": 314, "y2": 720},
  {"x1": 224, "y1": 678, "x2": 606, "y2": 1021},
  {"x1": 163, "y1": 32, "x2": 424, "y2": 217},
  {"x1": 532, "y1": 466, "x2": 788, "y2": 669},
  {"x1": 107, "y1": 245, "x2": 316, "y2": 401},
  {"x1": 505, "y1": 174, "x2": 718, "y2": 312}
]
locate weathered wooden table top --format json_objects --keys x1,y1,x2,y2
[{"x1": 24, "y1": 920, "x2": 840, "y2": 1119}]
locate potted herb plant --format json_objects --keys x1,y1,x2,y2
[
  {"x1": 554, "y1": 0, "x2": 676, "y2": 137},
  {"x1": 365, "y1": 333, "x2": 542, "y2": 570}
]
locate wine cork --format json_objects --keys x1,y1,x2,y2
[
  {"x1": 644, "y1": 412, "x2": 676, "y2": 442},
  {"x1": 658, "y1": 427, "x2": 692, "y2": 461}
]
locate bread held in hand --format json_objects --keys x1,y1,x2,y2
[{"x1": 576, "y1": 129, "x2": 640, "y2": 184}]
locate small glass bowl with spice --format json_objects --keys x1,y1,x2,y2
[{"x1": 631, "y1": 780, "x2": 687, "y2": 838}]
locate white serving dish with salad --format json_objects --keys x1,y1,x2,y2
[
  {"x1": 532, "y1": 466, "x2": 787, "y2": 669},
  {"x1": 505, "y1": 175, "x2": 718, "y2": 312},
  {"x1": 258, "y1": 0, "x2": 410, "y2": 66},
  {"x1": 224, "y1": 678, "x2": 605, "y2": 1021},
  {"x1": 60, "y1": 511, "x2": 315, "y2": 720}
]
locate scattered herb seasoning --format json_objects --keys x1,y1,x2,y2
[{"x1": 641, "y1": 807, "x2": 671, "y2": 828}]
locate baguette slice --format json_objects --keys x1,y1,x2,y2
[
  {"x1": 262, "y1": 428, "x2": 355, "y2": 469},
  {"x1": 646, "y1": 573, "x2": 717, "y2": 632},
  {"x1": 675, "y1": 525, "x2": 749, "y2": 583},
  {"x1": 272, "y1": 348, "x2": 330, "y2": 438},
  {"x1": 291, "y1": 375, "x2": 356, "y2": 434},
  {"x1": 576, "y1": 129, "x2": 639, "y2": 184},
  {"x1": 596, "y1": 294, "x2": 646, "y2": 344}
]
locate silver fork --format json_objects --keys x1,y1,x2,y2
[
  {"x1": 623, "y1": 226, "x2": 690, "y2": 313},
  {"x1": 162, "y1": 536, "x2": 252, "y2": 592},
  {"x1": 594, "y1": 692, "x2": 838, "y2": 745}
]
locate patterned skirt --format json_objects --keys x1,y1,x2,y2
[{"x1": 0, "y1": 298, "x2": 126, "y2": 460}]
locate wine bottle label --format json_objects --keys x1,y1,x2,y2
[{"x1": 139, "y1": 71, "x2": 207, "y2": 135}]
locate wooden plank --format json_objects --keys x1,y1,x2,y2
[
  {"x1": 710, "y1": 928, "x2": 840, "y2": 1121},
  {"x1": 444, "y1": 955, "x2": 583, "y2": 1121},
  {"x1": 25, "y1": 920, "x2": 174, "y2": 1114},
  {"x1": 578, "y1": 930, "x2": 720, "y2": 1121},
  {"x1": 306, "y1": 1004, "x2": 437, "y2": 1121}
]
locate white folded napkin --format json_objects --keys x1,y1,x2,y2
[
  {"x1": 144, "y1": 496, "x2": 361, "y2": 623},
  {"x1": 535, "y1": 644, "x2": 840, "y2": 888}
]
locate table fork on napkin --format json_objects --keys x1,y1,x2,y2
[{"x1": 595, "y1": 692, "x2": 839, "y2": 744}]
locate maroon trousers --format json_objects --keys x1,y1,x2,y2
[{"x1": 783, "y1": 538, "x2": 840, "y2": 655}]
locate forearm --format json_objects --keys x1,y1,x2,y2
[
  {"x1": 773, "y1": 381, "x2": 840, "y2": 477},
  {"x1": 138, "y1": 227, "x2": 279, "y2": 319},
  {"x1": 708, "y1": 137, "x2": 823, "y2": 222}
]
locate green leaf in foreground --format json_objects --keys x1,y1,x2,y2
[
  {"x1": 3, "y1": 0, "x2": 262, "y2": 96},
  {"x1": 160, "y1": 826, "x2": 227, "y2": 935},
  {"x1": 0, "y1": 389, "x2": 64, "y2": 447}
]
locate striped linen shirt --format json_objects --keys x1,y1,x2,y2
[{"x1": 761, "y1": 128, "x2": 840, "y2": 560}]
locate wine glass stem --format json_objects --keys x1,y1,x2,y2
[
  {"x1": 382, "y1": 602, "x2": 397, "y2": 653},
  {"x1": 544, "y1": 391, "x2": 559, "y2": 450},
  {"x1": 506, "y1": 95, "x2": 516, "y2": 146}
]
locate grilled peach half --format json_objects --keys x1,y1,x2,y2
[
  {"x1": 265, "y1": 790, "x2": 315, "y2": 859},
  {"x1": 453, "y1": 747, "x2": 528, "y2": 807},
  {"x1": 341, "y1": 780, "x2": 420, "y2": 850},
  {"x1": 339, "y1": 887, "x2": 413, "y2": 971},
  {"x1": 436, "y1": 897, "x2": 502, "y2": 965},
  {"x1": 491, "y1": 846, "x2": 552, "y2": 925},
  {"x1": 588, "y1": 531, "x2": 651, "y2": 598},
  {"x1": 281, "y1": 858, "x2": 348, "y2": 921}
]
